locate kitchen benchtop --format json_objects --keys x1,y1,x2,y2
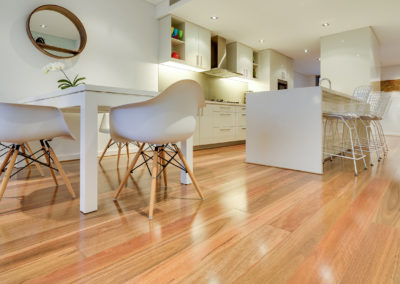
[{"x1": 205, "y1": 100, "x2": 246, "y2": 107}]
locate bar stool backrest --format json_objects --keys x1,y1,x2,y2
[
  {"x1": 377, "y1": 93, "x2": 392, "y2": 119},
  {"x1": 352, "y1": 85, "x2": 372, "y2": 103}
]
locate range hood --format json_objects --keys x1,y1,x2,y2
[{"x1": 203, "y1": 36, "x2": 242, "y2": 78}]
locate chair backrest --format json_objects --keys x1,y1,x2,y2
[
  {"x1": 352, "y1": 85, "x2": 372, "y2": 103},
  {"x1": 99, "y1": 113, "x2": 110, "y2": 133},
  {"x1": 377, "y1": 92, "x2": 392, "y2": 118},
  {"x1": 0, "y1": 103, "x2": 73, "y2": 144},
  {"x1": 367, "y1": 92, "x2": 382, "y2": 117},
  {"x1": 110, "y1": 80, "x2": 205, "y2": 144}
]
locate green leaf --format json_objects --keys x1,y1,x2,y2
[
  {"x1": 72, "y1": 77, "x2": 86, "y2": 86},
  {"x1": 57, "y1": 79, "x2": 71, "y2": 84},
  {"x1": 61, "y1": 85, "x2": 71, "y2": 90},
  {"x1": 72, "y1": 74, "x2": 79, "y2": 84}
]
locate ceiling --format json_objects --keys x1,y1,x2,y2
[
  {"x1": 146, "y1": 0, "x2": 164, "y2": 5},
  {"x1": 166, "y1": 0, "x2": 400, "y2": 75}
]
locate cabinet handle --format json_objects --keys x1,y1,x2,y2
[
  {"x1": 241, "y1": 114, "x2": 246, "y2": 116},
  {"x1": 220, "y1": 113, "x2": 232, "y2": 116},
  {"x1": 220, "y1": 128, "x2": 232, "y2": 131},
  {"x1": 219, "y1": 106, "x2": 231, "y2": 110},
  {"x1": 242, "y1": 128, "x2": 246, "y2": 130}
]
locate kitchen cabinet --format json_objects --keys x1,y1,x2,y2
[
  {"x1": 227, "y1": 42, "x2": 253, "y2": 79},
  {"x1": 194, "y1": 103, "x2": 246, "y2": 147},
  {"x1": 185, "y1": 22, "x2": 211, "y2": 70}
]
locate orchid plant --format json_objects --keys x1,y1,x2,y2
[{"x1": 43, "y1": 62, "x2": 86, "y2": 90}]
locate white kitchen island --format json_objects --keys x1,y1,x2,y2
[
  {"x1": 21, "y1": 85, "x2": 195, "y2": 214},
  {"x1": 246, "y1": 86, "x2": 354, "y2": 174}
]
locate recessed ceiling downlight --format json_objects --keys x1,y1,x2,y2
[
  {"x1": 210, "y1": 16, "x2": 219, "y2": 20},
  {"x1": 304, "y1": 49, "x2": 309, "y2": 53},
  {"x1": 40, "y1": 24, "x2": 47, "y2": 28},
  {"x1": 322, "y1": 22, "x2": 330, "y2": 27},
  {"x1": 259, "y1": 39, "x2": 265, "y2": 43}
]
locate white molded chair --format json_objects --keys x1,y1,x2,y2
[
  {"x1": 98, "y1": 113, "x2": 141, "y2": 166},
  {"x1": 111, "y1": 80, "x2": 206, "y2": 219},
  {"x1": 0, "y1": 103, "x2": 76, "y2": 200}
]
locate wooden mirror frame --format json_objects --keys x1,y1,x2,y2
[{"x1": 26, "y1": 5, "x2": 87, "y2": 59}]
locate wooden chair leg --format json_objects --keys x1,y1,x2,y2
[
  {"x1": 99, "y1": 138, "x2": 113, "y2": 163},
  {"x1": 117, "y1": 143, "x2": 122, "y2": 167},
  {"x1": 114, "y1": 143, "x2": 145, "y2": 200},
  {"x1": 47, "y1": 145, "x2": 76, "y2": 199},
  {"x1": 148, "y1": 148, "x2": 159, "y2": 220},
  {"x1": 0, "y1": 148, "x2": 14, "y2": 177},
  {"x1": 161, "y1": 147, "x2": 167, "y2": 187},
  {"x1": 126, "y1": 143, "x2": 130, "y2": 163},
  {"x1": 25, "y1": 143, "x2": 45, "y2": 176},
  {"x1": 41, "y1": 144, "x2": 58, "y2": 186},
  {"x1": 173, "y1": 144, "x2": 205, "y2": 200},
  {"x1": 20, "y1": 145, "x2": 31, "y2": 170},
  {"x1": 0, "y1": 147, "x2": 19, "y2": 201}
]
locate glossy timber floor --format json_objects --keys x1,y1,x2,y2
[{"x1": 1, "y1": 138, "x2": 400, "y2": 283}]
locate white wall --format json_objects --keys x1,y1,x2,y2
[
  {"x1": 294, "y1": 72, "x2": 315, "y2": 88},
  {"x1": 0, "y1": 0, "x2": 159, "y2": 159},
  {"x1": 381, "y1": 65, "x2": 400, "y2": 81},
  {"x1": 320, "y1": 27, "x2": 380, "y2": 95}
]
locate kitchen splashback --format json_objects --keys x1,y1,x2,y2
[{"x1": 158, "y1": 64, "x2": 248, "y2": 103}]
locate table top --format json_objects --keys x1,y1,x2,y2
[{"x1": 19, "y1": 84, "x2": 159, "y2": 104}]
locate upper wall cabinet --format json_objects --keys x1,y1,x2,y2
[
  {"x1": 227, "y1": 42, "x2": 253, "y2": 79},
  {"x1": 185, "y1": 22, "x2": 211, "y2": 70},
  {"x1": 159, "y1": 15, "x2": 186, "y2": 63},
  {"x1": 159, "y1": 15, "x2": 211, "y2": 70}
]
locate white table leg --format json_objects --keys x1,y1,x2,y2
[
  {"x1": 80, "y1": 95, "x2": 98, "y2": 213},
  {"x1": 180, "y1": 136, "x2": 193, "y2": 185}
]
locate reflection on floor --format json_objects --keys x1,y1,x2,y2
[{"x1": 1, "y1": 137, "x2": 400, "y2": 283}]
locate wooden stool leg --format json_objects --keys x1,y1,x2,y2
[
  {"x1": 99, "y1": 138, "x2": 113, "y2": 163},
  {"x1": 0, "y1": 148, "x2": 14, "y2": 177},
  {"x1": 47, "y1": 145, "x2": 76, "y2": 199},
  {"x1": 20, "y1": 145, "x2": 31, "y2": 170},
  {"x1": 114, "y1": 143, "x2": 145, "y2": 200},
  {"x1": 148, "y1": 148, "x2": 159, "y2": 220},
  {"x1": 117, "y1": 143, "x2": 122, "y2": 167},
  {"x1": 0, "y1": 147, "x2": 19, "y2": 201},
  {"x1": 161, "y1": 147, "x2": 167, "y2": 187},
  {"x1": 126, "y1": 143, "x2": 130, "y2": 164},
  {"x1": 173, "y1": 145, "x2": 205, "y2": 200},
  {"x1": 25, "y1": 143, "x2": 45, "y2": 176},
  {"x1": 41, "y1": 144, "x2": 58, "y2": 186}
]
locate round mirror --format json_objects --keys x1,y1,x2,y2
[{"x1": 27, "y1": 5, "x2": 87, "y2": 59}]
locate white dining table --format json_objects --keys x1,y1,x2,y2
[{"x1": 20, "y1": 84, "x2": 194, "y2": 214}]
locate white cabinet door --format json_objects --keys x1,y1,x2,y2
[
  {"x1": 194, "y1": 114, "x2": 200, "y2": 146},
  {"x1": 198, "y1": 27, "x2": 211, "y2": 70},
  {"x1": 199, "y1": 106, "x2": 216, "y2": 145},
  {"x1": 185, "y1": 22, "x2": 211, "y2": 70},
  {"x1": 185, "y1": 22, "x2": 199, "y2": 68}
]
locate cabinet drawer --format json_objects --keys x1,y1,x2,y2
[
  {"x1": 237, "y1": 106, "x2": 246, "y2": 113},
  {"x1": 214, "y1": 127, "x2": 235, "y2": 143},
  {"x1": 213, "y1": 112, "x2": 235, "y2": 127},
  {"x1": 205, "y1": 104, "x2": 235, "y2": 114},
  {"x1": 236, "y1": 112, "x2": 246, "y2": 126},
  {"x1": 235, "y1": 127, "x2": 246, "y2": 140}
]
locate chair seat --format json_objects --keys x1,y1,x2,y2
[{"x1": 323, "y1": 112, "x2": 359, "y2": 119}]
